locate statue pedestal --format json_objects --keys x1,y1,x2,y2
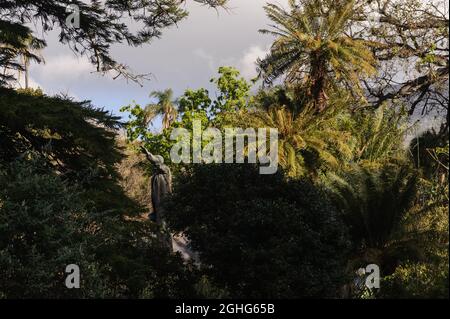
[{"x1": 172, "y1": 234, "x2": 200, "y2": 263}]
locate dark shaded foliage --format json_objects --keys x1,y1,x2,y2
[
  {"x1": 0, "y1": 87, "x2": 137, "y2": 215},
  {"x1": 0, "y1": 155, "x2": 198, "y2": 298},
  {"x1": 165, "y1": 164, "x2": 350, "y2": 298}
]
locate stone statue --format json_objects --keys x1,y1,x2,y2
[
  {"x1": 141, "y1": 146, "x2": 198, "y2": 261},
  {"x1": 141, "y1": 146, "x2": 173, "y2": 250}
]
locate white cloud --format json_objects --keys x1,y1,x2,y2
[
  {"x1": 193, "y1": 48, "x2": 216, "y2": 72},
  {"x1": 193, "y1": 45, "x2": 269, "y2": 81},
  {"x1": 238, "y1": 45, "x2": 269, "y2": 80},
  {"x1": 33, "y1": 54, "x2": 92, "y2": 81},
  {"x1": 25, "y1": 54, "x2": 93, "y2": 96}
]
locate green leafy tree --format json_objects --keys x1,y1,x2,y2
[
  {"x1": 0, "y1": 154, "x2": 199, "y2": 298},
  {"x1": 0, "y1": 155, "x2": 98, "y2": 298},
  {"x1": 0, "y1": 88, "x2": 203, "y2": 298},
  {"x1": 378, "y1": 165, "x2": 449, "y2": 299},
  {"x1": 121, "y1": 67, "x2": 252, "y2": 165},
  {"x1": 210, "y1": 66, "x2": 251, "y2": 117},
  {"x1": 164, "y1": 164, "x2": 350, "y2": 298},
  {"x1": 381, "y1": 262, "x2": 448, "y2": 299},
  {"x1": 0, "y1": 87, "x2": 136, "y2": 215}
]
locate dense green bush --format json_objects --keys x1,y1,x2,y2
[
  {"x1": 165, "y1": 164, "x2": 350, "y2": 298},
  {"x1": 0, "y1": 156, "x2": 197, "y2": 298},
  {"x1": 381, "y1": 261, "x2": 449, "y2": 298},
  {"x1": 0, "y1": 156, "x2": 98, "y2": 297}
]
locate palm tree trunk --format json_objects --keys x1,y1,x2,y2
[
  {"x1": 310, "y1": 53, "x2": 328, "y2": 112},
  {"x1": 162, "y1": 113, "x2": 170, "y2": 130},
  {"x1": 24, "y1": 57, "x2": 29, "y2": 89}
]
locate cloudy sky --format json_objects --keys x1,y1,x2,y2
[{"x1": 27, "y1": 0, "x2": 289, "y2": 117}]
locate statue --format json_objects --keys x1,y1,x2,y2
[
  {"x1": 141, "y1": 146, "x2": 173, "y2": 250},
  {"x1": 141, "y1": 146, "x2": 198, "y2": 261}
]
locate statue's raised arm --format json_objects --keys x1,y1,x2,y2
[
  {"x1": 141, "y1": 146, "x2": 164, "y2": 166},
  {"x1": 141, "y1": 146, "x2": 171, "y2": 177}
]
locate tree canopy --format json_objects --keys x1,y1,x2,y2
[{"x1": 0, "y1": 0, "x2": 448, "y2": 300}]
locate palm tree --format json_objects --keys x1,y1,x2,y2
[
  {"x1": 323, "y1": 162, "x2": 426, "y2": 276},
  {"x1": 325, "y1": 161, "x2": 448, "y2": 297},
  {"x1": 236, "y1": 104, "x2": 353, "y2": 177},
  {"x1": 327, "y1": 163, "x2": 418, "y2": 249},
  {"x1": 144, "y1": 89, "x2": 178, "y2": 130},
  {"x1": 17, "y1": 35, "x2": 45, "y2": 89},
  {"x1": 352, "y1": 104, "x2": 409, "y2": 162},
  {"x1": 0, "y1": 24, "x2": 45, "y2": 88},
  {"x1": 257, "y1": 0, "x2": 377, "y2": 111}
]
